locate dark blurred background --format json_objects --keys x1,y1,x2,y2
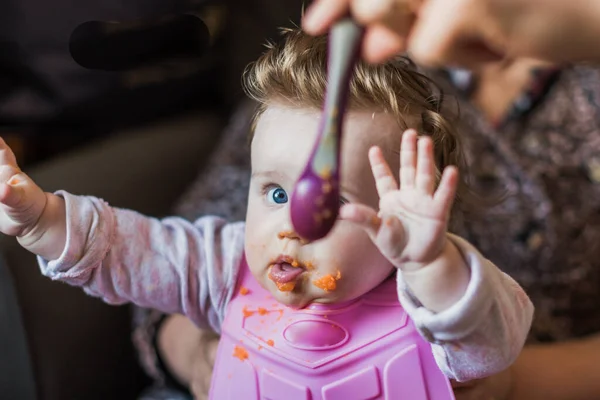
[
  {"x1": 0, "y1": 1, "x2": 302, "y2": 399},
  {"x1": 0, "y1": 0, "x2": 301, "y2": 167}
]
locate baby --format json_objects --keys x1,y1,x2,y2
[{"x1": 0, "y1": 28, "x2": 532, "y2": 397}]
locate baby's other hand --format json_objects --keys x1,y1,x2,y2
[
  {"x1": 0, "y1": 137, "x2": 47, "y2": 238},
  {"x1": 340, "y1": 129, "x2": 458, "y2": 271}
]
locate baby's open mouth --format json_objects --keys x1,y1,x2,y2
[{"x1": 268, "y1": 256, "x2": 308, "y2": 292}]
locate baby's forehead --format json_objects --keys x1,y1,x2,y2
[
  {"x1": 256, "y1": 104, "x2": 404, "y2": 138},
  {"x1": 252, "y1": 105, "x2": 405, "y2": 171}
]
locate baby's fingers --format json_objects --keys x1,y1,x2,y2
[
  {"x1": 339, "y1": 203, "x2": 381, "y2": 241},
  {"x1": 340, "y1": 204, "x2": 406, "y2": 265},
  {"x1": 369, "y1": 146, "x2": 398, "y2": 197},
  {"x1": 416, "y1": 136, "x2": 435, "y2": 194},
  {"x1": 0, "y1": 181, "x2": 24, "y2": 209},
  {"x1": 0, "y1": 137, "x2": 19, "y2": 168},
  {"x1": 433, "y1": 165, "x2": 459, "y2": 214},
  {"x1": 400, "y1": 129, "x2": 418, "y2": 188},
  {"x1": 0, "y1": 171, "x2": 44, "y2": 216},
  {"x1": 0, "y1": 164, "x2": 21, "y2": 186}
]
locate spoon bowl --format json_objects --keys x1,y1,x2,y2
[{"x1": 290, "y1": 18, "x2": 364, "y2": 241}]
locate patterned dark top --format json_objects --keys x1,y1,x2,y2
[
  {"x1": 443, "y1": 67, "x2": 600, "y2": 343},
  {"x1": 132, "y1": 66, "x2": 600, "y2": 398}
]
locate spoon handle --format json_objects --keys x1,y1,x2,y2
[
  {"x1": 310, "y1": 18, "x2": 364, "y2": 178},
  {"x1": 289, "y1": 18, "x2": 364, "y2": 241}
]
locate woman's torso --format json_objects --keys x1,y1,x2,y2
[{"x1": 442, "y1": 66, "x2": 600, "y2": 342}]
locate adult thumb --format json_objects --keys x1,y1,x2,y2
[{"x1": 408, "y1": 0, "x2": 502, "y2": 67}]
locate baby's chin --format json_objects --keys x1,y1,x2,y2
[
  {"x1": 263, "y1": 283, "x2": 320, "y2": 308},
  {"x1": 273, "y1": 293, "x2": 312, "y2": 309},
  {"x1": 267, "y1": 286, "x2": 315, "y2": 309},
  {"x1": 266, "y1": 283, "x2": 348, "y2": 309}
]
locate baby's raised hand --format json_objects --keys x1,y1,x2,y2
[
  {"x1": 341, "y1": 129, "x2": 458, "y2": 271},
  {"x1": 0, "y1": 137, "x2": 47, "y2": 238}
]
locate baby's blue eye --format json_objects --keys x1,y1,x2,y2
[{"x1": 267, "y1": 187, "x2": 288, "y2": 204}]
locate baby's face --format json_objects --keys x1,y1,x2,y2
[{"x1": 245, "y1": 103, "x2": 401, "y2": 308}]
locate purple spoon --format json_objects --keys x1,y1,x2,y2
[{"x1": 290, "y1": 18, "x2": 364, "y2": 241}]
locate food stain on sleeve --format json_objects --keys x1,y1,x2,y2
[
  {"x1": 312, "y1": 270, "x2": 342, "y2": 292},
  {"x1": 233, "y1": 345, "x2": 249, "y2": 361},
  {"x1": 266, "y1": 339, "x2": 274, "y2": 346},
  {"x1": 242, "y1": 306, "x2": 255, "y2": 317},
  {"x1": 239, "y1": 286, "x2": 250, "y2": 295}
]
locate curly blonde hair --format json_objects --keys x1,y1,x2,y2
[{"x1": 242, "y1": 27, "x2": 472, "y2": 212}]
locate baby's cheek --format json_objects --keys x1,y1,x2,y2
[
  {"x1": 244, "y1": 240, "x2": 265, "y2": 275},
  {"x1": 339, "y1": 245, "x2": 394, "y2": 295}
]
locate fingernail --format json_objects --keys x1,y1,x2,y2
[
  {"x1": 302, "y1": 13, "x2": 317, "y2": 32},
  {"x1": 301, "y1": 2, "x2": 324, "y2": 33}
]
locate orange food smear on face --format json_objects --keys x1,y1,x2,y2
[
  {"x1": 8, "y1": 177, "x2": 20, "y2": 185},
  {"x1": 371, "y1": 215, "x2": 382, "y2": 229},
  {"x1": 275, "y1": 282, "x2": 295, "y2": 292},
  {"x1": 277, "y1": 231, "x2": 294, "y2": 239},
  {"x1": 239, "y1": 286, "x2": 249, "y2": 295},
  {"x1": 258, "y1": 307, "x2": 268, "y2": 315},
  {"x1": 242, "y1": 306, "x2": 255, "y2": 317},
  {"x1": 313, "y1": 271, "x2": 342, "y2": 292},
  {"x1": 313, "y1": 275, "x2": 337, "y2": 291},
  {"x1": 267, "y1": 339, "x2": 274, "y2": 346},
  {"x1": 268, "y1": 265, "x2": 298, "y2": 292},
  {"x1": 233, "y1": 345, "x2": 248, "y2": 361}
]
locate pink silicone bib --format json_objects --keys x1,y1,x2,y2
[{"x1": 209, "y1": 258, "x2": 455, "y2": 399}]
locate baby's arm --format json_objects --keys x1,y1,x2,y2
[
  {"x1": 340, "y1": 130, "x2": 533, "y2": 381},
  {"x1": 40, "y1": 192, "x2": 244, "y2": 330},
  {"x1": 398, "y1": 234, "x2": 533, "y2": 382},
  {"x1": 0, "y1": 138, "x2": 244, "y2": 331}
]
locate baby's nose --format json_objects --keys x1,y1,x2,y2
[
  {"x1": 278, "y1": 229, "x2": 310, "y2": 245},
  {"x1": 277, "y1": 230, "x2": 301, "y2": 240}
]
